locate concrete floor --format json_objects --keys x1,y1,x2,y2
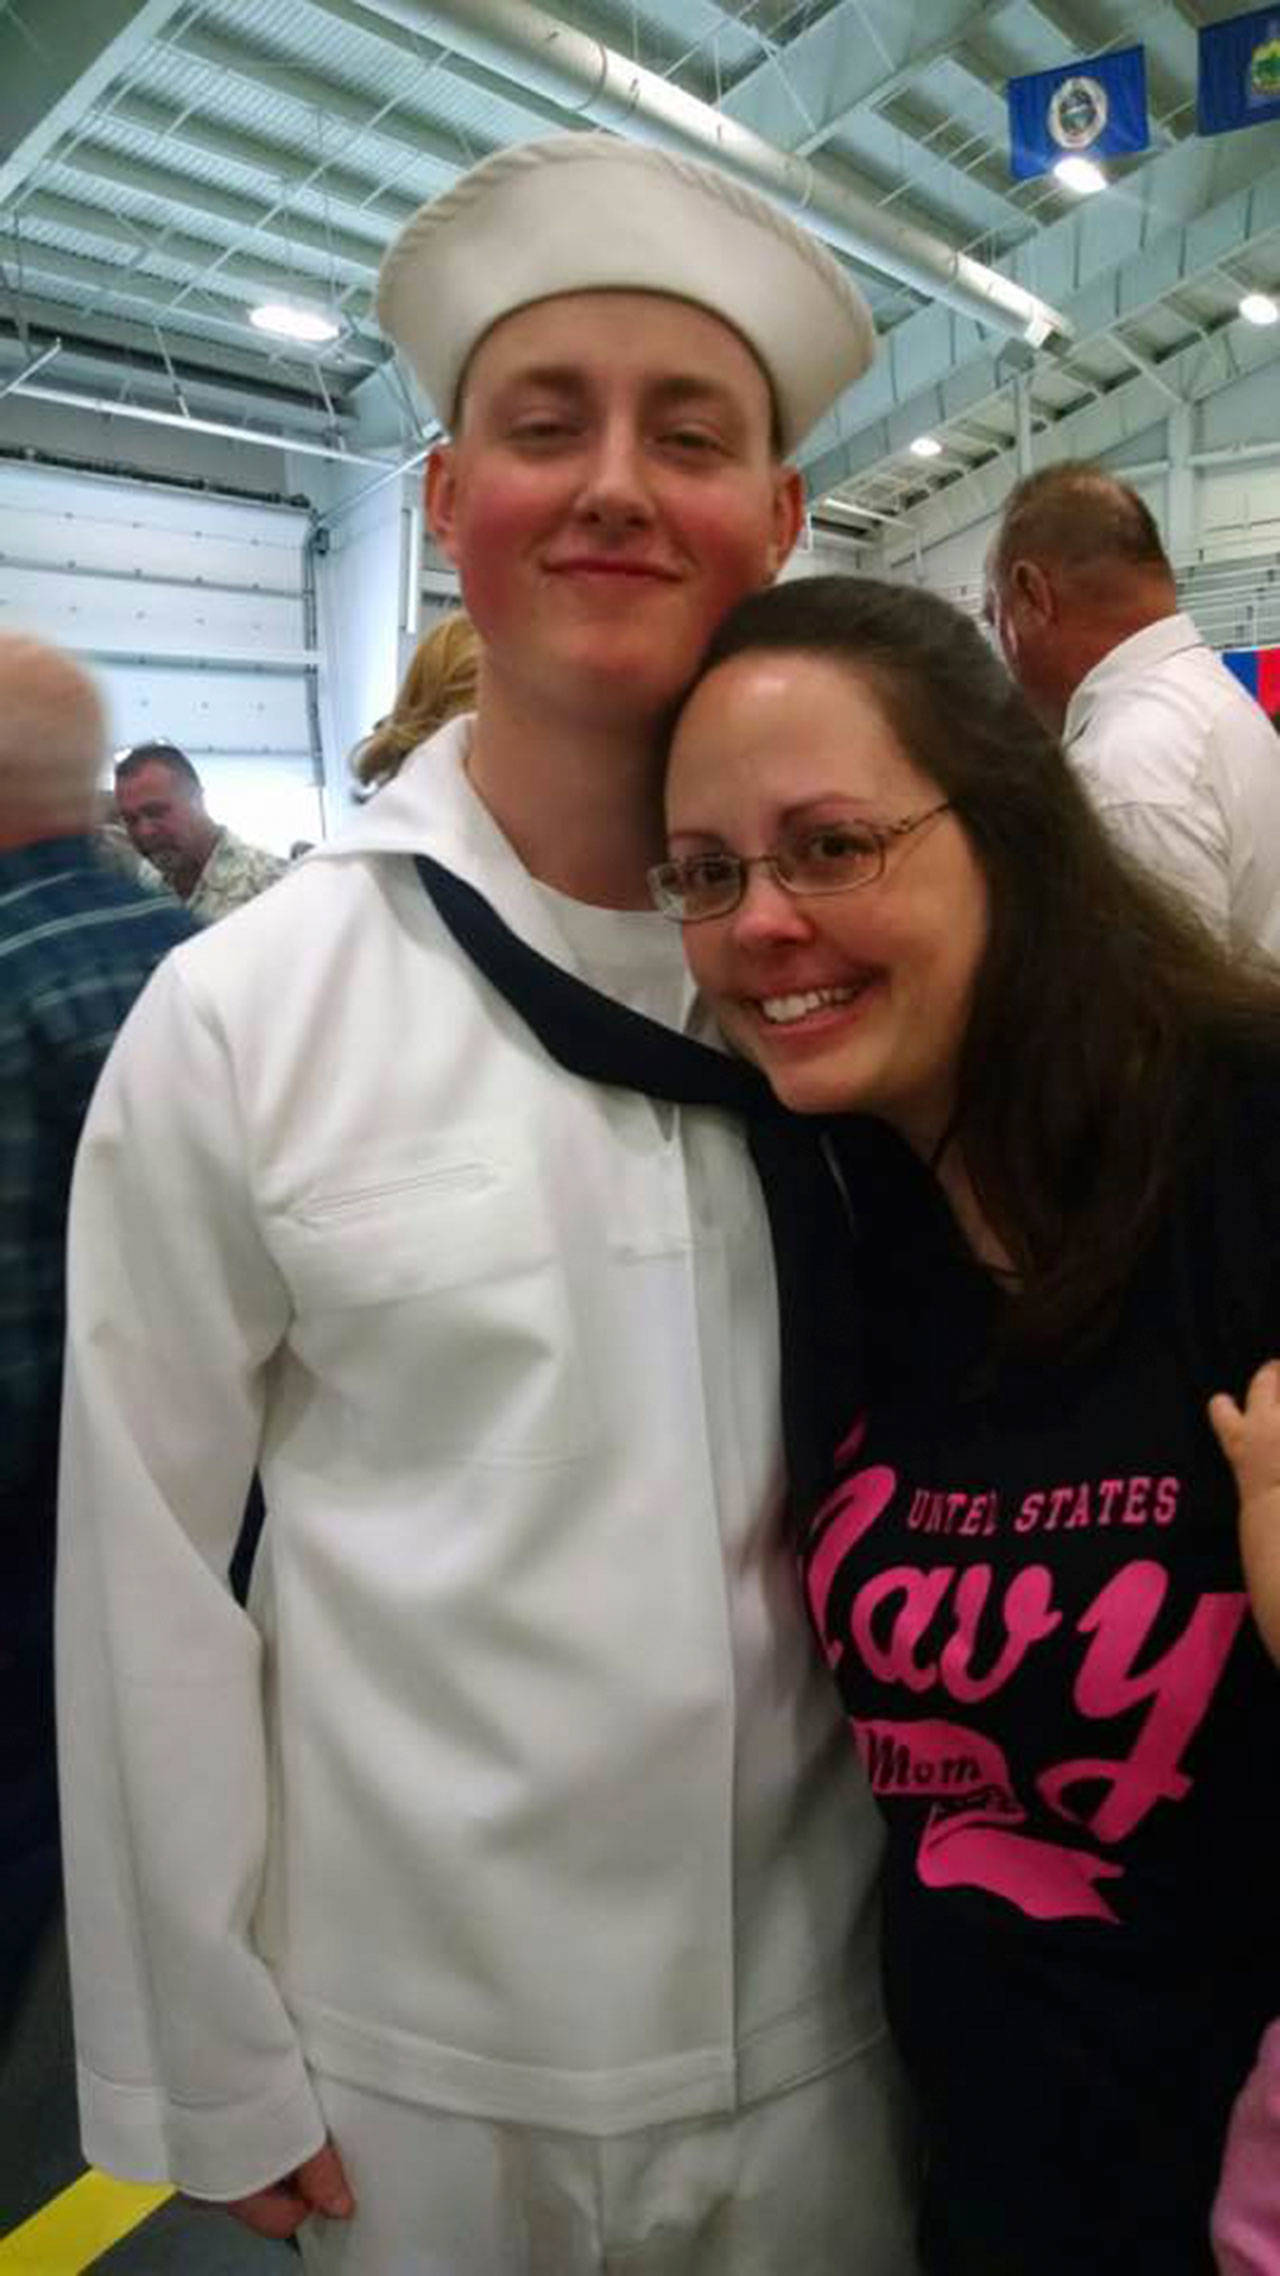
[{"x1": 0, "y1": 1917, "x2": 295, "y2": 2271}]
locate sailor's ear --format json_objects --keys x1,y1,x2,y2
[
  {"x1": 767, "y1": 465, "x2": 806, "y2": 578},
  {"x1": 425, "y1": 445, "x2": 459, "y2": 564}
]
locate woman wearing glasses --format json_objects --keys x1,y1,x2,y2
[{"x1": 654, "y1": 574, "x2": 1280, "y2": 2276}]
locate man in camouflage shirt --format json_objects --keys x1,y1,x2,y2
[{"x1": 115, "y1": 739, "x2": 287, "y2": 923}]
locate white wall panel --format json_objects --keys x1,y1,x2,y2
[
  {"x1": 93, "y1": 662, "x2": 312, "y2": 754},
  {"x1": 0, "y1": 561, "x2": 305, "y2": 657},
  {"x1": 1198, "y1": 466, "x2": 1280, "y2": 563},
  {"x1": 0, "y1": 468, "x2": 305, "y2": 586},
  {"x1": 0, "y1": 459, "x2": 319, "y2": 852},
  {"x1": 312, "y1": 468, "x2": 413, "y2": 821}
]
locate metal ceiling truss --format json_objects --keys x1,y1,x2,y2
[
  {"x1": 0, "y1": 323, "x2": 368, "y2": 433},
  {"x1": 345, "y1": 0, "x2": 1067, "y2": 340},
  {"x1": 8, "y1": 210, "x2": 376, "y2": 339},
  {"x1": 874, "y1": 323, "x2": 1280, "y2": 566},
  {"x1": 50, "y1": 142, "x2": 387, "y2": 284},
  {"x1": 97, "y1": 88, "x2": 421, "y2": 232},
  {"x1": 0, "y1": 0, "x2": 187, "y2": 204},
  {"x1": 801, "y1": 137, "x2": 1280, "y2": 500},
  {"x1": 160, "y1": 18, "x2": 503, "y2": 179},
  {"x1": 0, "y1": 0, "x2": 1275, "y2": 509}
]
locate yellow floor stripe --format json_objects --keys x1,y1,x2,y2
[{"x1": 0, "y1": 2172, "x2": 172, "y2": 2273}]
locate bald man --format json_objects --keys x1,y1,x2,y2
[
  {"x1": 0, "y1": 635, "x2": 192, "y2": 2024},
  {"x1": 986, "y1": 463, "x2": 1280, "y2": 957}
]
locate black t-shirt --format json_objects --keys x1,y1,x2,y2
[{"x1": 792, "y1": 1061, "x2": 1280, "y2": 2276}]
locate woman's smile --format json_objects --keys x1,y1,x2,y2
[{"x1": 665, "y1": 647, "x2": 988, "y2": 1154}]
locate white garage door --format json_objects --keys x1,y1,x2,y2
[{"x1": 0, "y1": 462, "x2": 321, "y2": 853}]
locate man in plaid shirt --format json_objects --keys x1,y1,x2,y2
[{"x1": 0, "y1": 632, "x2": 193, "y2": 2027}]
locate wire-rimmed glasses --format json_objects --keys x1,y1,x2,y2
[{"x1": 649, "y1": 801, "x2": 952, "y2": 922}]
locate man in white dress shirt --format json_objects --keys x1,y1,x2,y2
[
  {"x1": 57, "y1": 136, "x2": 917, "y2": 2274},
  {"x1": 985, "y1": 462, "x2": 1280, "y2": 955}
]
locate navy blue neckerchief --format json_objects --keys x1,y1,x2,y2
[{"x1": 415, "y1": 852, "x2": 862, "y2": 1511}]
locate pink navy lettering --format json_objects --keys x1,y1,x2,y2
[
  {"x1": 805, "y1": 1448, "x2": 1248, "y2": 1923},
  {"x1": 1015, "y1": 1474, "x2": 1180, "y2": 1532},
  {"x1": 907, "y1": 1488, "x2": 999, "y2": 1536},
  {"x1": 852, "y1": 1716, "x2": 1124, "y2": 1920},
  {"x1": 904, "y1": 1473, "x2": 1181, "y2": 1538}
]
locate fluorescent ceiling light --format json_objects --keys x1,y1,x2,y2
[
  {"x1": 249, "y1": 302, "x2": 341, "y2": 345},
  {"x1": 1238, "y1": 291, "x2": 1279, "y2": 327},
  {"x1": 1053, "y1": 155, "x2": 1106, "y2": 195},
  {"x1": 909, "y1": 434, "x2": 943, "y2": 459}
]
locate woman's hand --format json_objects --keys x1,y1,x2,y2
[
  {"x1": 210, "y1": 2139, "x2": 356, "y2": 2240},
  {"x1": 1209, "y1": 1360, "x2": 1280, "y2": 1666}
]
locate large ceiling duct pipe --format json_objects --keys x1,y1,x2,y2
[{"x1": 347, "y1": 0, "x2": 1071, "y2": 349}]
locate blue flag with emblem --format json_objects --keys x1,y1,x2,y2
[
  {"x1": 1198, "y1": 8, "x2": 1280, "y2": 135},
  {"x1": 1007, "y1": 46, "x2": 1149, "y2": 180}
]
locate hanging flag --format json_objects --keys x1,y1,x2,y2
[
  {"x1": 1224, "y1": 646, "x2": 1280, "y2": 713},
  {"x1": 1007, "y1": 46, "x2": 1149, "y2": 180},
  {"x1": 1198, "y1": 8, "x2": 1280, "y2": 135},
  {"x1": 1223, "y1": 649, "x2": 1260, "y2": 697}
]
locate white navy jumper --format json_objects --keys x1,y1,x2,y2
[{"x1": 56, "y1": 717, "x2": 889, "y2": 2204}]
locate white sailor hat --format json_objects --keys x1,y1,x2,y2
[{"x1": 376, "y1": 132, "x2": 875, "y2": 455}]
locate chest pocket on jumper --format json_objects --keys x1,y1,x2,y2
[{"x1": 266, "y1": 1143, "x2": 593, "y2": 1463}]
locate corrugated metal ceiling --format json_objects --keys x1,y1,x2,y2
[{"x1": 0, "y1": 0, "x2": 1275, "y2": 530}]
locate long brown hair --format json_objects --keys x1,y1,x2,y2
[
  {"x1": 352, "y1": 612, "x2": 480, "y2": 789},
  {"x1": 691, "y1": 574, "x2": 1280, "y2": 1352}
]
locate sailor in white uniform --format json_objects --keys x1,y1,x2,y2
[{"x1": 57, "y1": 134, "x2": 917, "y2": 2274}]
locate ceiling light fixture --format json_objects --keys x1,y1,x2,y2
[
  {"x1": 1053, "y1": 155, "x2": 1107, "y2": 196},
  {"x1": 1238, "y1": 291, "x2": 1279, "y2": 327},
  {"x1": 909, "y1": 434, "x2": 943, "y2": 459},
  {"x1": 249, "y1": 302, "x2": 341, "y2": 346}
]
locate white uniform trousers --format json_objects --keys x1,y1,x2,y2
[{"x1": 298, "y1": 2037, "x2": 919, "y2": 2275}]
